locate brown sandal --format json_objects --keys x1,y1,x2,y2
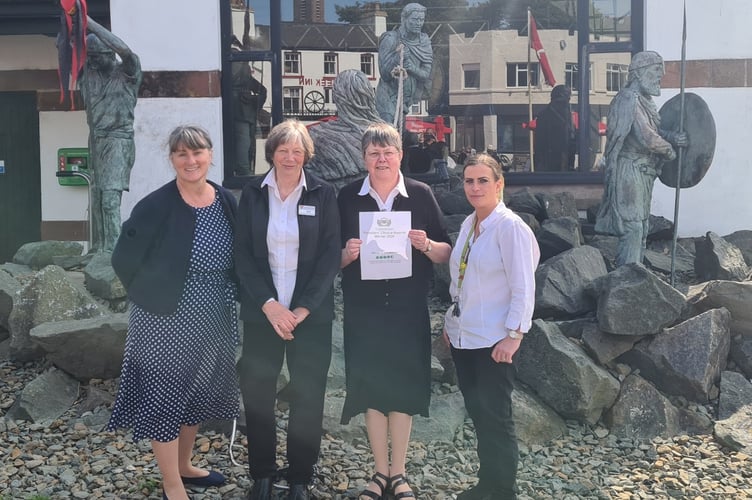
[
  {"x1": 359, "y1": 471, "x2": 389, "y2": 500},
  {"x1": 389, "y1": 473, "x2": 416, "y2": 499}
]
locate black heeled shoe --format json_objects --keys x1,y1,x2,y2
[{"x1": 359, "y1": 472, "x2": 389, "y2": 500}]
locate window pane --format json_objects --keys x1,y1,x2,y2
[
  {"x1": 223, "y1": 0, "x2": 646, "y2": 179},
  {"x1": 589, "y1": 0, "x2": 632, "y2": 42}
]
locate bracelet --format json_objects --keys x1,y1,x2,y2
[{"x1": 423, "y1": 239, "x2": 433, "y2": 253}]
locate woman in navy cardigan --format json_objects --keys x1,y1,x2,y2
[{"x1": 109, "y1": 125, "x2": 239, "y2": 500}]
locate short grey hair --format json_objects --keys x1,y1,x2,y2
[
  {"x1": 265, "y1": 119, "x2": 315, "y2": 165},
  {"x1": 361, "y1": 123, "x2": 402, "y2": 154}
]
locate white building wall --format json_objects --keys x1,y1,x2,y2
[
  {"x1": 648, "y1": 0, "x2": 752, "y2": 236},
  {"x1": 32, "y1": 0, "x2": 224, "y2": 226}
]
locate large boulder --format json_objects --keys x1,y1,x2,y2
[
  {"x1": 591, "y1": 263, "x2": 686, "y2": 336},
  {"x1": 327, "y1": 322, "x2": 346, "y2": 390},
  {"x1": 506, "y1": 188, "x2": 543, "y2": 220},
  {"x1": 534, "y1": 245, "x2": 607, "y2": 319},
  {"x1": 604, "y1": 374, "x2": 710, "y2": 439},
  {"x1": 411, "y1": 391, "x2": 467, "y2": 444},
  {"x1": 513, "y1": 388, "x2": 568, "y2": 445},
  {"x1": 0, "y1": 271, "x2": 21, "y2": 330},
  {"x1": 688, "y1": 280, "x2": 752, "y2": 337},
  {"x1": 84, "y1": 252, "x2": 126, "y2": 300},
  {"x1": 8, "y1": 265, "x2": 107, "y2": 361},
  {"x1": 12, "y1": 241, "x2": 83, "y2": 270},
  {"x1": 620, "y1": 308, "x2": 731, "y2": 402},
  {"x1": 718, "y1": 370, "x2": 752, "y2": 420},
  {"x1": 730, "y1": 336, "x2": 752, "y2": 379},
  {"x1": 6, "y1": 367, "x2": 79, "y2": 423},
  {"x1": 535, "y1": 191, "x2": 578, "y2": 220},
  {"x1": 694, "y1": 231, "x2": 749, "y2": 281},
  {"x1": 714, "y1": 405, "x2": 752, "y2": 454},
  {"x1": 29, "y1": 314, "x2": 128, "y2": 381},
  {"x1": 537, "y1": 216, "x2": 583, "y2": 261},
  {"x1": 586, "y1": 236, "x2": 619, "y2": 271},
  {"x1": 435, "y1": 190, "x2": 472, "y2": 216},
  {"x1": 724, "y1": 230, "x2": 752, "y2": 266},
  {"x1": 517, "y1": 320, "x2": 620, "y2": 424},
  {"x1": 581, "y1": 322, "x2": 641, "y2": 365}
]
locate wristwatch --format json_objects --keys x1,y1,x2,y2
[
  {"x1": 508, "y1": 330, "x2": 524, "y2": 340},
  {"x1": 423, "y1": 239, "x2": 433, "y2": 253}
]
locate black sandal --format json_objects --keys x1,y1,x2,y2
[
  {"x1": 359, "y1": 471, "x2": 389, "y2": 500},
  {"x1": 389, "y1": 473, "x2": 416, "y2": 499}
]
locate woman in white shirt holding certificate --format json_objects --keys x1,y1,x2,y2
[{"x1": 443, "y1": 154, "x2": 540, "y2": 500}]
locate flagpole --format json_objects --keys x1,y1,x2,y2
[
  {"x1": 528, "y1": 7, "x2": 535, "y2": 172},
  {"x1": 670, "y1": 1, "x2": 687, "y2": 287}
]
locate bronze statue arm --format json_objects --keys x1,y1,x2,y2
[
  {"x1": 631, "y1": 107, "x2": 675, "y2": 159},
  {"x1": 86, "y1": 16, "x2": 141, "y2": 77}
]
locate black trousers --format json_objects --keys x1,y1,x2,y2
[
  {"x1": 451, "y1": 345, "x2": 518, "y2": 499},
  {"x1": 239, "y1": 319, "x2": 332, "y2": 484}
]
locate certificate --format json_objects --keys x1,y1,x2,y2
[{"x1": 359, "y1": 211, "x2": 412, "y2": 280}]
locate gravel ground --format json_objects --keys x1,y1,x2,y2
[{"x1": 2, "y1": 359, "x2": 752, "y2": 500}]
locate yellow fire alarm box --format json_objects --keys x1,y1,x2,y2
[{"x1": 57, "y1": 148, "x2": 89, "y2": 186}]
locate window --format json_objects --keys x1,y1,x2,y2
[
  {"x1": 507, "y1": 63, "x2": 539, "y2": 88},
  {"x1": 606, "y1": 63, "x2": 628, "y2": 92},
  {"x1": 565, "y1": 63, "x2": 579, "y2": 91},
  {"x1": 220, "y1": 0, "x2": 646, "y2": 183},
  {"x1": 324, "y1": 53, "x2": 337, "y2": 75},
  {"x1": 463, "y1": 64, "x2": 480, "y2": 89},
  {"x1": 284, "y1": 52, "x2": 300, "y2": 74},
  {"x1": 360, "y1": 54, "x2": 374, "y2": 76},
  {"x1": 283, "y1": 87, "x2": 302, "y2": 114}
]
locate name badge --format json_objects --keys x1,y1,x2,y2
[{"x1": 298, "y1": 205, "x2": 316, "y2": 217}]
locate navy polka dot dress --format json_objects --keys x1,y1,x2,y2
[{"x1": 108, "y1": 195, "x2": 240, "y2": 442}]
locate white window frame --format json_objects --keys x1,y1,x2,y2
[
  {"x1": 606, "y1": 63, "x2": 628, "y2": 92},
  {"x1": 283, "y1": 86, "x2": 302, "y2": 114},
  {"x1": 463, "y1": 63, "x2": 480, "y2": 89},
  {"x1": 507, "y1": 62, "x2": 539, "y2": 88},
  {"x1": 360, "y1": 53, "x2": 374, "y2": 76},
  {"x1": 324, "y1": 53, "x2": 338, "y2": 75},
  {"x1": 284, "y1": 52, "x2": 301, "y2": 75}
]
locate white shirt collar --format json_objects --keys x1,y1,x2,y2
[
  {"x1": 357, "y1": 171, "x2": 409, "y2": 198},
  {"x1": 261, "y1": 168, "x2": 307, "y2": 193}
]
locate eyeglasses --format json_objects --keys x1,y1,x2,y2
[{"x1": 366, "y1": 150, "x2": 399, "y2": 161}]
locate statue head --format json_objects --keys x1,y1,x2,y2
[
  {"x1": 628, "y1": 51, "x2": 665, "y2": 97},
  {"x1": 333, "y1": 69, "x2": 377, "y2": 116},
  {"x1": 86, "y1": 34, "x2": 116, "y2": 71},
  {"x1": 551, "y1": 85, "x2": 571, "y2": 103},
  {"x1": 401, "y1": 3, "x2": 426, "y2": 36}
]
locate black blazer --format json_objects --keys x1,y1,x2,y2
[
  {"x1": 111, "y1": 179, "x2": 237, "y2": 315},
  {"x1": 234, "y1": 170, "x2": 341, "y2": 325}
]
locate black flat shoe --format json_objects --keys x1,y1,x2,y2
[
  {"x1": 287, "y1": 483, "x2": 311, "y2": 500},
  {"x1": 247, "y1": 477, "x2": 273, "y2": 500},
  {"x1": 181, "y1": 470, "x2": 226, "y2": 487}
]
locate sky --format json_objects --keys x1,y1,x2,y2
[{"x1": 250, "y1": 0, "x2": 359, "y2": 25}]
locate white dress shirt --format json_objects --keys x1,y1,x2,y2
[
  {"x1": 443, "y1": 201, "x2": 540, "y2": 349},
  {"x1": 358, "y1": 171, "x2": 409, "y2": 210},
  {"x1": 262, "y1": 170, "x2": 306, "y2": 308}
]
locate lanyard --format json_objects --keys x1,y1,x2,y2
[
  {"x1": 452, "y1": 216, "x2": 476, "y2": 317},
  {"x1": 456, "y1": 218, "x2": 475, "y2": 294}
]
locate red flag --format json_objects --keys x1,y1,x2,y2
[{"x1": 530, "y1": 13, "x2": 556, "y2": 86}]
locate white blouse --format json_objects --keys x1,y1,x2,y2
[
  {"x1": 443, "y1": 201, "x2": 540, "y2": 349},
  {"x1": 262, "y1": 170, "x2": 306, "y2": 308}
]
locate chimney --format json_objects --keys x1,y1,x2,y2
[{"x1": 359, "y1": 2, "x2": 387, "y2": 37}]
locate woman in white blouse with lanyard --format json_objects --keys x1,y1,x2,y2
[{"x1": 443, "y1": 154, "x2": 540, "y2": 500}]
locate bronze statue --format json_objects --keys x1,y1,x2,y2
[
  {"x1": 307, "y1": 69, "x2": 384, "y2": 189},
  {"x1": 80, "y1": 17, "x2": 142, "y2": 253},
  {"x1": 595, "y1": 51, "x2": 687, "y2": 266},
  {"x1": 375, "y1": 3, "x2": 432, "y2": 126},
  {"x1": 534, "y1": 85, "x2": 576, "y2": 172},
  {"x1": 231, "y1": 57, "x2": 267, "y2": 176}
]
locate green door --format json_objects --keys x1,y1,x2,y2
[{"x1": 0, "y1": 92, "x2": 41, "y2": 263}]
